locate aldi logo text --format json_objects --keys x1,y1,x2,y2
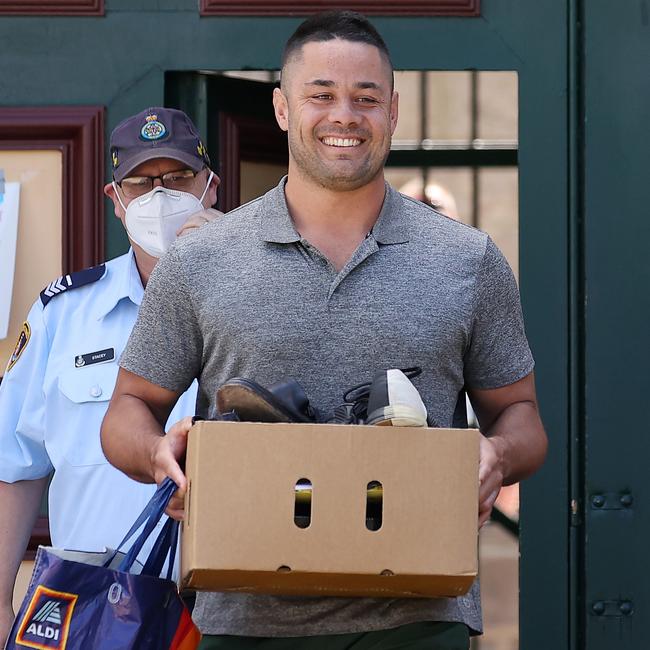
[{"x1": 16, "y1": 585, "x2": 77, "y2": 650}]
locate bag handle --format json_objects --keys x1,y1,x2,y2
[
  {"x1": 117, "y1": 477, "x2": 178, "y2": 574},
  {"x1": 115, "y1": 478, "x2": 176, "y2": 550},
  {"x1": 104, "y1": 477, "x2": 178, "y2": 574},
  {"x1": 141, "y1": 516, "x2": 179, "y2": 580}
]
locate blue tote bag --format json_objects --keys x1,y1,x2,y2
[{"x1": 6, "y1": 478, "x2": 201, "y2": 650}]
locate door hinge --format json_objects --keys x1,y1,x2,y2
[{"x1": 570, "y1": 498, "x2": 582, "y2": 526}]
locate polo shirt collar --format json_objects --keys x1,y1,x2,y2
[
  {"x1": 260, "y1": 177, "x2": 411, "y2": 246},
  {"x1": 260, "y1": 177, "x2": 301, "y2": 244},
  {"x1": 371, "y1": 184, "x2": 411, "y2": 245}
]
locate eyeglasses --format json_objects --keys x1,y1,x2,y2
[{"x1": 118, "y1": 169, "x2": 202, "y2": 199}]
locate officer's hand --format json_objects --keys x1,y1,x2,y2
[
  {"x1": 149, "y1": 416, "x2": 193, "y2": 521},
  {"x1": 176, "y1": 208, "x2": 223, "y2": 236},
  {"x1": 478, "y1": 435, "x2": 504, "y2": 528},
  {"x1": 0, "y1": 602, "x2": 15, "y2": 648}
]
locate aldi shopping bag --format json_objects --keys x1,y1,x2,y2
[{"x1": 6, "y1": 478, "x2": 201, "y2": 650}]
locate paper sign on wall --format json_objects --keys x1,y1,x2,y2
[{"x1": 0, "y1": 173, "x2": 21, "y2": 339}]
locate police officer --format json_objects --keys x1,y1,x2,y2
[{"x1": 0, "y1": 107, "x2": 220, "y2": 646}]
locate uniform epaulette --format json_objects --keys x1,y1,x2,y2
[{"x1": 39, "y1": 264, "x2": 106, "y2": 307}]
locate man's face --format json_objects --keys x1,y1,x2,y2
[
  {"x1": 274, "y1": 39, "x2": 398, "y2": 192},
  {"x1": 104, "y1": 157, "x2": 217, "y2": 224}
]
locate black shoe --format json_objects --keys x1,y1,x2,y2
[
  {"x1": 331, "y1": 367, "x2": 428, "y2": 426},
  {"x1": 216, "y1": 378, "x2": 319, "y2": 423},
  {"x1": 191, "y1": 411, "x2": 240, "y2": 425}
]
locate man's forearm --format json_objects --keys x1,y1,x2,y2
[
  {"x1": 101, "y1": 394, "x2": 165, "y2": 484},
  {"x1": 0, "y1": 478, "x2": 49, "y2": 607},
  {"x1": 484, "y1": 400, "x2": 547, "y2": 485}
]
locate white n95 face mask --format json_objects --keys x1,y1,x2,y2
[{"x1": 114, "y1": 171, "x2": 213, "y2": 258}]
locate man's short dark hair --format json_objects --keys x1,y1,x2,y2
[{"x1": 282, "y1": 11, "x2": 393, "y2": 74}]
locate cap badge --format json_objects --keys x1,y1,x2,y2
[
  {"x1": 197, "y1": 141, "x2": 207, "y2": 158},
  {"x1": 112, "y1": 151, "x2": 118, "y2": 168},
  {"x1": 140, "y1": 114, "x2": 167, "y2": 141}
]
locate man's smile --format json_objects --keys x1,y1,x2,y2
[{"x1": 319, "y1": 136, "x2": 364, "y2": 148}]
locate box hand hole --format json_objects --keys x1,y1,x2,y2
[
  {"x1": 294, "y1": 478, "x2": 312, "y2": 529},
  {"x1": 366, "y1": 480, "x2": 383, "y2": 531}
]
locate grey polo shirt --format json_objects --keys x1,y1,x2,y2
[{"x1": 120, "y1": 178, "x2": 534, "y2": 637}]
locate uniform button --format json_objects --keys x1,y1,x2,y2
[{"x1": 89, "y1": 385, "x2": 103, "y2": 398}]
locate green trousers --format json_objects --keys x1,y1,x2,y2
[{"x1": 198, "y1": 622, "x2": 469, "y2": 650}]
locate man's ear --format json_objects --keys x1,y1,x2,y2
[
  {"x1": 206, "y1": 171, "x2": 220, "y2": 207},
  {"x1": 273, "y1": 87, "x2": 289, "y2": 132},
  {"x1": 104, "y1": 182, "x2": 125, "y2": 220},
  {"x1": 390, "y1": 90, "x2": 399, "y2": 136}
]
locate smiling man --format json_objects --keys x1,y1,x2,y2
[{"x1": 101, "y1": 12, "x2": 547, "y2": 650}]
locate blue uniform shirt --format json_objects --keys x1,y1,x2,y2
[{"x1": 0, "y1": 250, "x2": 197, "y2": 552}]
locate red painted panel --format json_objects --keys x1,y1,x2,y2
[
  {"x1": 200, "y1": 0, "x2": 479, "y2": 17},
  {"x1": 0, "y1": 0, "x2": 103, "y2": 16}
]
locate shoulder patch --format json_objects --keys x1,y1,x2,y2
[
  {"x1": 6, "y1": 321, "x2": 30, "y2": 373},
  {"x1": 40, "y1": 264, "x2": 106, "y2": 307}
]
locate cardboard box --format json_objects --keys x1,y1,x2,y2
[{"x1": 181, "y1": 421, "x2": 479, "y2": 598}]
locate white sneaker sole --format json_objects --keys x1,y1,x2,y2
[{"x1": 366, "y1": 405, "x2": 427, "y2": 427}]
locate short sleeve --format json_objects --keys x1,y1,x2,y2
[
  {"x1": 119, "y1": 246, "x2": 202, "y2": 393},
  {"x1": 0, "y1": 301, "x2": 53, "y2": 482},
  {"x1": 464, "y1": 237, "x2": 535, "y2": 390}
]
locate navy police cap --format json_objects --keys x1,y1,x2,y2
[{"x1": 110, "y1": 107, "x2": 210, "y2": 182}]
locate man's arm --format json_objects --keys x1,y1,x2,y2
[
  {"x1": 467, "y1": 371, "x2": 547, "y2": 527},
  {"x1": 100, "y1": 368, "x2": 191, "y2": 519},
  {"x1": 104, "y1": 242, "x2": 204, "y2": 518},
  {"x1": 0, "y1": 477, "x2": 49, "y2": 647}
]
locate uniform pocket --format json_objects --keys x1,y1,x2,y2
[
  {"x1": 57, "y1": 362, "x2": 118, "y2": 404},
  {"x1": 55, "y1": 363, "x2": 119, "y2": 465}
]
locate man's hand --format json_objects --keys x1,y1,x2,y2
[
  {"x1": 469, "y1": 372, "x2": 548, "y2": 529},
  {"x1": 176, "y1": 208, "x2": 223, "y2": 237},
  {"x1": 149, "y1": 416, "x2": 193, "y2": 521},
  {"x1": 478, "y1": 435, "x2": 505, "y2": 528},
  {"x1": 0, "y1": 602, "x2": 15, "y2": 648}
]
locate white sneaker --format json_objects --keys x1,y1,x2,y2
[{"x1": 366, "y1": 368, "x2": 428, "y2": 427}]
